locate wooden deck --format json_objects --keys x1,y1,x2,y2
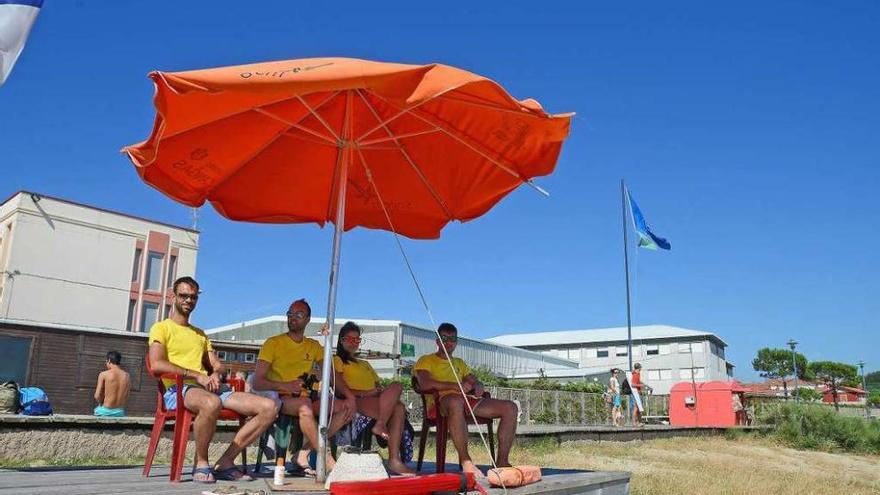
[{"x1": 0, "y1": 464, "x2": 630, "y2": 495}]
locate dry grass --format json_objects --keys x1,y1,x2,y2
[{"x1": 455, "y1": 435, "x2": 880, "y2": 495}]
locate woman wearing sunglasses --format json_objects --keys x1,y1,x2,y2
[{"x1": 334, "y1": 321, "x2": 415, "y2": 475}]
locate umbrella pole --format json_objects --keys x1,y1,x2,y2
[{"x1": 317, "y1": 92, "x2": 352, "y2": 483}]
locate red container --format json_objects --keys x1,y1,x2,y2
[{"x1": 669, "y1": 380, "x2": 747, "y2": 427}]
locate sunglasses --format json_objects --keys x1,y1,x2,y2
[
  {"x1": 286, "y1": 310, "x2": 307, "y2": 318},
  {"x1": 342, "y1": 336, "x2": 362, "y2": 344},
  {"x1": 440, "y1": 335, "x2": 457, "y2": 343},
  {"x1": 176, "y1": 293, "x2": 199, "y2": 301}
]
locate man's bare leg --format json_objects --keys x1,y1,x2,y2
[
  {"x1": 474, "y1": 398, "x2": 517, "y2": 467},
  {"x1": 182, "y1": 389, "x2": 221, "y2": 478},
  {"x1": 215, "y1": 392, "x2": 277, "y2": 470},
  {"x1": 441, "y1": 395, "x2": 482, "y2": 477}
]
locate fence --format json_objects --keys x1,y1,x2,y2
[{"x1": 401, "y1": 387, "x2": 670, "y2": 426}]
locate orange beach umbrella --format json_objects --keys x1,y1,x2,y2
[{"x1": 123, "y1": 57, "x2": 572, "y2": 480}]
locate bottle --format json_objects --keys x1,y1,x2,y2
[{"x1": 274, "y1": 458, "x2": 285, "y2": 486}]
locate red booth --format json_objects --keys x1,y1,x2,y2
[{"x1": 669, "y1": 381, "x2": 747, "y2": 427}]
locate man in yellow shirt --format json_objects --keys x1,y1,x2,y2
[
  {"x1": 252, "y1": 298, "x2": 356, "y2": 473},
  {"x1": 414, "y1": 323, "x2": 518, "y2": 477},
  {"x1": 148, "y1": 277, "x2": 276, "y2": 483}
]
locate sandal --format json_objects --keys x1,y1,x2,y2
[
  {"x1": 287, "y1": 464, "x2": 317, "y2": 478},
  {"x1": 213, "y1": 465, "x2": 255, "y2": 482},
  {"x1": 192, "y1": 465, "x2": 216, "y2": 484}
]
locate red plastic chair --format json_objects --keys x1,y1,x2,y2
[
  {"x1": 143, "y1": 356, "x2": 248, "y2": 482},
  {"x1": 412, "y1": 376, "x2": 495, "y2": 473}
]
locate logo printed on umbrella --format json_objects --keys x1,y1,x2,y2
[
  {"x1": 240, "y1": 62, "x2": 334, "y2": 80},
  {"x1": 171, "y1": 159, "x2": 221, "y2": 185}
]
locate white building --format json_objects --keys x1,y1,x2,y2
[
  {"x1": 487, "y1": 325, "x2": 735, "y2": 394},
  {"x1": 0, "y1": 191, "x2": 198, "y2": 332},
  {"x1": 207, "y1": 316, "x2": 580, "y2": 378}
]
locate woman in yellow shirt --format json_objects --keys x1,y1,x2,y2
[{"x1": 334, "y1": 322, "x2": 414, "y2": 475}]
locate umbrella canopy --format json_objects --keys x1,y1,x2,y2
[
  {"x1": 123, "y1": 57, "x2": 572, "y2": 239},
  {"x1": 124, "y1": 57, "x2": 573, "y2": 481}
]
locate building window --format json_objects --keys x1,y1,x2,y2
[
  {"x1": 0, "y1": 335, "x2": 32, "y2": 383},
  {"x1": 244, "y1": 353, "x2": 256, "y2": 363},
  {"x1": 597, "y1": 348, "x2": 609, "y2": 358},
  {"x1": 216, "y1": 351, "x2": 227, "y2": 361},
  {"x1": 144, "y1": 252, "x2": 164, "y2": 291},
  {"x1": 680, "y1": 367, "x2": 706, "y2": 380},
  {"x1": 131, "y1": 248, "x2": 143, "y2": 282},
  {"x1": 140, "y1": 302, "x2": 159, "y2": 332},
  {"x1": 126, "y1": 299, "x2": 136, "y2": 332},
  {"x1": 616, "y1": 347, "x2": 628, "y2": 357},
  {"x1": 166, "y1": 255, "x2": 177, "y2": 288},
  {"x1": 646, "y1": 345, "x2": 659, "y2": 356}
]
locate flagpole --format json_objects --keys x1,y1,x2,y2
[{"x1": 621, "y1": 179, "x2": 634, "y2": 372}]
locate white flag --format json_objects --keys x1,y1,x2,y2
[{"x1": 0, "y1": 0, "x2": 42, "y2": 86}]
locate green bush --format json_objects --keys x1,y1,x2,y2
[{"x1": 759, "y1": 403, "x2": 880, "y2": 454}]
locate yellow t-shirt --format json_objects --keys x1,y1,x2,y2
[
  {"x1": 333, "y1": 355, "x2": 380, "y2": 392},
  {"x1": 413, "y1": 353, "x2": 471, "y2": 408},
  {"x1": 258, "y1": 333, "x2": 323, "y2": 383},
  {"x1": 148, "y1": 319, "x2": 213, "y2": 388}
]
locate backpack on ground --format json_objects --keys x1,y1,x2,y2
[
  {"x1": 19, "y1": 386, "x2": 52, "y2": 416},
  {"x1": 0, "y1": 381, "x2": 20, "y2": 414}
]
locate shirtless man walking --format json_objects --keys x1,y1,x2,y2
[{"x1": 94, "y1": 350, "x2": 130, "y2": 417}]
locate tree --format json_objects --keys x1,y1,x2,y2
[
  {"x1": 865, "y1": 370, "x2": 880, "y2": 392},
  {"x1": 752, "y1": 348, "x2": 809, "y2": 399},
  {"x1": 867, "y1": 390, "x2": 880, "y2": 408},
  {"x1": 796, "y1": 387, "x2": 823, "y2": 402},
  {"x1": 808, "y1": 361, "x2": 858, "y2": 411}
]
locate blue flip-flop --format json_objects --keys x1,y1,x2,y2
[
  {"x1": 192, "y1": 465, "x2": 216, "y2": 484},
  {"x1": 213, "y1": 466, "x2": 254, "y2": 482}
]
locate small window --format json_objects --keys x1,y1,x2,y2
[
  {"x1": 126, "y1": 299, "x2": 137, "y2": 332},
  {"x1": 216, "y1": 351, "x2": 227, "y2": 361},
  {"x1": 597, "y1": 349, "x2": 609, "y2": 358},
  {"x1": 616, "y1": 347, "x2": 628, "y2": 357},
  {"x1": 144, "y1": 252, "x2": 164, "y2": 291},
  {"x1": 166, "y1": 255, "x2": 177, "y2": 288},
  {"x1": 244, "y1": 353, "x2": 256, "y2": 363},
  {"x1": 140, "y1": 302, "x2": 159, "y2": 333},
  {"x1": 646, "y1": 345, "x2": 659, "y2": 356},
  {"x1": 131, "y1": 248, "x2": 143, "y2": 282}
]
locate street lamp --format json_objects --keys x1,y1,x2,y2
[
  {"x1": 859, "y1": 361, "x2": 869, "y2": 418},
  {"x1": 787, "y1": 340, "x2": 799, "y2": 403}
]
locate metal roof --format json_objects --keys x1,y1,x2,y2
[{"x1": 487, "y1": 324, "x2": 727, "y2": 347}]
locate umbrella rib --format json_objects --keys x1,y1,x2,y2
[
  {"x1": 436, "y1": 93, "x2": 555, "y2": 118},
  {"x1": 354, "y1": 89, "x2": 454, "y2": 221},
  {"x1": 253, "y1": 108, "x2": 337, "y2": 145},
  {"x1": 296, "y1": 94, "x2": 341, "y2": 143},
  {"x1": 200, "y1": 92, "x2": 341, "y2": 199},
  {"x1": 366, "y1": 91, "x2": 550, "y2": 196},
  {"x1": 358, "y1": 128, "x2": 441, "y2": 147}
]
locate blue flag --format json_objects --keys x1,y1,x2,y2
[
  {"x1": 0, "y1": 0, "x2": 43, "y2": 86},
  {"x1": 627, "y1": 189, "x2": 671, "y2": 251}
]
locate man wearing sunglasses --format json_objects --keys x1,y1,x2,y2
[
  {"x1": 414, "y1": 323, "x2": 518, "y2": 477},
  {"x1": 252, "y1": 298, "x2": 356, "y2": 474},
  {"x1": 147, "y1": 276, "x2": 277, "y2": 483}
]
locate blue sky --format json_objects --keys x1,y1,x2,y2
[{"x1": 2, "y1": 1, "x2": 878, "y2": 380}]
